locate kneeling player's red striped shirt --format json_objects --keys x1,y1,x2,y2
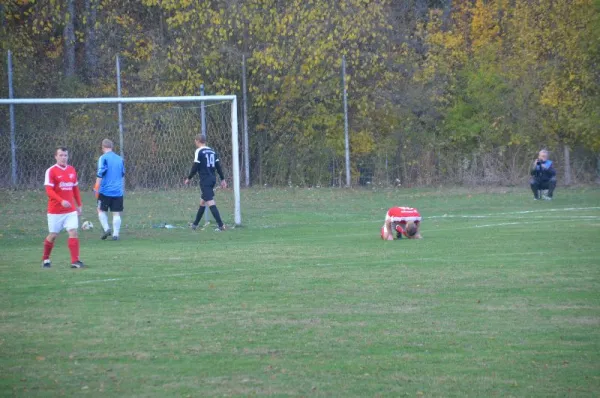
[{"x1": 387, "y1": 207, "x2": 421, "y2": 223}]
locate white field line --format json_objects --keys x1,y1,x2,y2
[
  {"x1": 428, "y1": 215, "x2": 600, "y2": 219},
  {"x1": 419, "y1": 218, "x2": 599, "y2": 232},
  {"x1": 252, "y1": 207, "x2": 600, "y2": 228},
  {"x1": 243, "y1": 219, "x2": 597, "y2": 246},
  {"x1": 245, "y1": 216, "x2": 600, "y2": 231},
  {"x1": 428, "y1": 206, "x2": 600, "y2": 219},
  {"x1": 471, "y1": 222, "x2": 522, "y2": 228},
  {"x1": 467, "y1": 220, "x2": 555, "y2": 228}
]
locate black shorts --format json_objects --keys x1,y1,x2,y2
[
  {"x1": 98, "y1": 194, "x2": 124, "y2": 212},
  {"x1": 200, "y1": 180, "x2": 216, "y2": 201}
]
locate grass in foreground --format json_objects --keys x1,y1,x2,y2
[{"x1": 1, "y1": 186, "x2": 599, "y2": 397}]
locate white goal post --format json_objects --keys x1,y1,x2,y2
[{"x1": 0, "y1": 95, "x2": 242, "y2": 225}]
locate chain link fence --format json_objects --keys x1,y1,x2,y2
[
  {"x1": 1, "y1": 101, "x2": 596, "y2": 190},
  {"x1": 0, "y1": 101, "x2": 234, "y2": 190}
]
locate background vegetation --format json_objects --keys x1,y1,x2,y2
[{"x1": 1, "y1": 0, "x2": 598, "y2": 186}]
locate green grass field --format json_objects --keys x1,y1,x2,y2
[{"x1": 1, "y1": 186, "x2": 599, "y2": 397}]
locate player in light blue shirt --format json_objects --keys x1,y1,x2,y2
[{"x1": 95, "y1": 139, "x2": 125, "y2": 240}]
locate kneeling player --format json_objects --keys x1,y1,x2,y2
[{"x1": 380, "y1": 206, "x2": 422, "y2": 240}]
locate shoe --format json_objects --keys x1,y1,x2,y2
[
  {"x1": 191, "y1": 223, "x2": 198, "y2": 231},
  {"x1": 542, "y1": 195, "x2": 552, "y2": 200},
  {"x1": 101, "y1": 229, "x2": 112, "y2": 240},
  {"x1": 42, "y1": 259, "x2": 51, "y2": 268},
  {"x1": 214, "y1": 225, "x2": 226, "y2": 232},
  {"x1": 71, "y1": 260, "x2": 85, "y2": 269},
  {"x1": 112, "y1": 236, "x2": 120, "y2": 241},
  {"x1": 533, "y1": 197, "x2": 540, "y2": 200}
]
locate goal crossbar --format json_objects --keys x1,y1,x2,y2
[
  {"x1": 0, "y1": 95, "x2": 236, "y2": 105},
  {"x1": 1, "y1": 95, "x2": 241, "y2": 225}
]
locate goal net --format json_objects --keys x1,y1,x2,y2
[{"x1": 0, "y1": 96, "x2": 241, "y2": 225}]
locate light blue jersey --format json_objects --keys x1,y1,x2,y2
[{"x1": 97, "y1": 151, "x2": 125, "y2": 197}]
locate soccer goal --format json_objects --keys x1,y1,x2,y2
[{"x1": 0, "y1": 95, "x2": 242, "y2": 225}]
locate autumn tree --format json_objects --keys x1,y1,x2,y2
[{"x1": 1, "y1": 0, "x2": 598, "y2": 186}]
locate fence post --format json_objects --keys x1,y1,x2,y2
[
  {"x1": 342, "y1": 55, "x2": 351, "y2": 187},
  {"x1": 116, "y1": 55, "x2": 124, "y2": 157},
  {"x1": 242, "y1": 54, "x2": 250, "y2": 187},
  {"x1": 7, "y1": 50, "x2": 17, "y2": 186}
]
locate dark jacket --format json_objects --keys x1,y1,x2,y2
[{"x1": 531, "y1": 160, "x2": 556, "y2": 183}]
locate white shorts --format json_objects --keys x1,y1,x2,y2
[
  {"x1": 47, "y1": 211, "x2": 79, "y2": 233},
  {"x1": 385, "y1": 214, "x2": 422, "y2": 224}
]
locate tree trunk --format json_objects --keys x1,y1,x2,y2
[
  {"x1": 63, "y1": 0, "x2": 76, "y2": 77},
  {"x1": 0, "y1": 4, "x2": 5, "y2": 31},
  {"x1": 563, "y1": 144, "x2": 572, "y2": 186},
  {"x1": 257, "y1": 130, "x2": 263, "y2": 186},
  {"x1": 84, "y1": 0, "x2": 98, "y2": 81}
]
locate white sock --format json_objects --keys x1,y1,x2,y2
[
  {"x1": 113, "y1": 215, "x2": 121, "y2": 237},
  {"x1": 98, "y1": 212, "x2": 110, "y2": 232}
]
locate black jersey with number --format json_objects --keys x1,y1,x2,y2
[{"x1": 187, "y1": 146, "x2": 224, "y2": 181}]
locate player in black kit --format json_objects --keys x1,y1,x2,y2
[{"x1": 184, "y1": 135, "x2": 228, "y2": 231}]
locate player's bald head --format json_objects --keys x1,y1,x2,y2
[{"x1": 406, "y1": 221, "x2": 418, "y2": 238}]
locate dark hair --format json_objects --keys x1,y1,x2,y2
[
  {"x1": 195, "y1": 134, "x2": 207, "y2": 144},
  {"x1": 55, "y1": 146, "x2": 68, "y2": 154}
]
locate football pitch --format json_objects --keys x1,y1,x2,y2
[{"x1": 1, "y1": 187, "x2": 599, "y2": 397}]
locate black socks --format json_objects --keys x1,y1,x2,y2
[
  {"x1": 209, "y1": 205, "x2": 223, "y2": 227},
  {"x1": 194, "y1": 206, "x2": 206, "y2": 225}
]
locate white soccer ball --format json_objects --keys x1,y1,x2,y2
[{"x1": 81, "y1": 221, "x2": 94, "y2": 230}]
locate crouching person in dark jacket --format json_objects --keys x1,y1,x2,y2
[{"x1": 530, "y1": 149, "x2": 556, "y2": 200}]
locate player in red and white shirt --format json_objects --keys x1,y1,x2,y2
[
  {"x1": 380, "y1": 206, "x2": 422, "y2": 240},
  {"x1": 42, "y1": 147, "x2": 84, "y2": 268}
]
